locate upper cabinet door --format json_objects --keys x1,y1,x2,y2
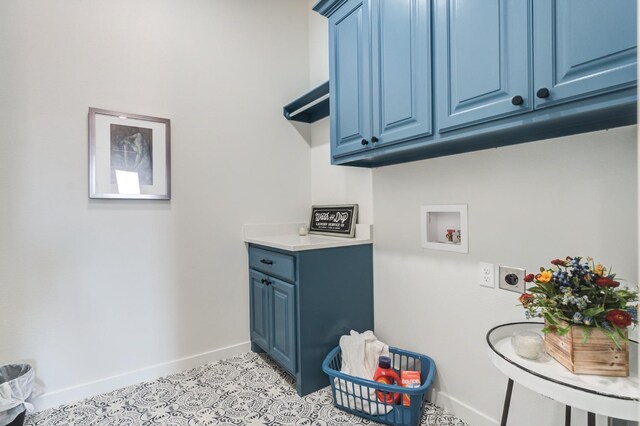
[
  {"x1": 370, "y1": 0, "x2": 432, "y2": 146},
  {"x1": 329, "y1": 0, "x2": 372, "y2": 157},
  {"x1": 533, "y1": 0, "x2": 637, "y2": 109},
  {"x1": 435, "y1": 0, "x2": 531, "y2": 132}
]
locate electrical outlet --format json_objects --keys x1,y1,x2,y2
[
  {"x1": 479, "y1": 262, "x2": 495, "y2": 288},
  {"x1": 498, "y1": 266, "x2": 526, "y2": 293}
]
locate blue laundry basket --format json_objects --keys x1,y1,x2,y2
[{"x1": 322, "y1": 346, "x2": 436, "y2": 426}]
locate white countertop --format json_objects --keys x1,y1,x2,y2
[{"x1": 243, "y1": 223, "x2": 373, "y2": 251}]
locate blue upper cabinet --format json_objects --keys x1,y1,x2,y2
[
  {"x1": 314, "y1": 0, "x2": 636, "y2": 167},
  {"x1": 371, "y1": 0, "x2": 432, "y2": 146},
  {"x1": 533, "y1": 0, "x2": 637, "y2": 109},
  {"x1": 329, "y1": 0, "x2": 372, "y2": 157},
  {"x1": 327, "y1": 0, "x2": 432, "y2": 158},
  {"x1": 435, "y1": 0, "x2": 531, "y2": 132}
]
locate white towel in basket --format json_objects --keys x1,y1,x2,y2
[{"x1": 335, "y1": 330, "x2": 392, "y2": 415}]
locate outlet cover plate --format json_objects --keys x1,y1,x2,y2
[
  {"x1": 479, "y1": 262, "x2": 495, "y2": 288},
  {"x1": 498, "y1": 266, "x2": 525, "y2": 293}
]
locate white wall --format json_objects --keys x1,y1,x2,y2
[
  {"x1": 308, "y1": 0, "x2": 373, "y2": 225},
  {"x1": 372, "y1": 126, "x2": 638, "y2": 425},
  {"x1": 0, "y1": 0, "x2": 311, "y2": 407}
]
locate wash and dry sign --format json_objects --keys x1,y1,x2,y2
[{"x1": 309, "y1": 204, "x2": 358, "y2": 237}]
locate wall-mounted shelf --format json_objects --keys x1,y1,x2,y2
[
  {"x1": 420, "y1": 204, "x2": 468, "y2": 253},
  {"x1": 283, "y1": 81, "x2": 329, "y2": 123}
]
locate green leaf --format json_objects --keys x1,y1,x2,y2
[
  {"x1": 615, "y1": 327, "x2": 630, "y2": 343},
  {"x1": 543, "y1": 312, "x2": 559, "y2": 325},
  {"x1": 582, "y1": 307, "x2": 605, "y2": 317},
  {"x1": 557, "y1": 327, "x2": 570, "y2": 336}
]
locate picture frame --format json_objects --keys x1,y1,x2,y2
[
  {"x1": 88, "y1": 107, "x2": 171, "y2": 200},
  {"x1": 309, "y1": 204, "x2": 358, "y2": 238}
]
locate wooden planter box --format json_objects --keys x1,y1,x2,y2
[{"x1": 544, "y1": 321, "x2": 629, "y2": 377}]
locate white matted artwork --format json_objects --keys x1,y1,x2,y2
[
  {"x1": 420, "y1": 204, "x2": 468, "y2": 253},
  {"x1": 89, "y1": 108, "x2": 171, "y2": 199}
]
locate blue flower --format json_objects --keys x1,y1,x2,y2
[
  {"x1": 582, "y1": 316, "x2": 593, "y2": 326},
  {"x1": 601, "y1": 320, "x2": 613, "y2": 331},
  {"x1": 627, "y1": 307, "x2": 637, "y2": 322},
  {"x1": 572, "y1": 312, "x2": 583, "y2": 324}
]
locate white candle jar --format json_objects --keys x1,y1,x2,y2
[{"x1": 511, "y1": 330, "x2": 545, "y2": 360}]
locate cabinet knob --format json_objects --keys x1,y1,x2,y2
[
  {"x1": 511, "y1": 95, "x2": 524, "y2": 106},
  {"x1": 536, "y1": 88, "x2": 550, "y2": 99},
  {"x1": 260, "y1": 259, "x2": 273, "y2": 265},
  {"x1": 261, "y1": 278, "x2": 271, "y2": 286},
  {"x1": 371, "y1": 136, "x2": 379, "y2": 144},
  {"x1": 361, "y1": 139, "x2": 369, "y2": 146}
]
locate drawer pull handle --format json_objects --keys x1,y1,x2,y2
[
  {"x1": 511, "y1": 95, "x2": 524, "y2": 106},
  {"x1": 361, "y1": 139, "x2": 369, "y2": 146},
  {"x1": 260, "y1": 259, "x2": 273, "y2": 265},
  {"x1": 371, "y1": 136, "x2": 379, "y2": 144},
  {"x1": 261, "y1": 278, "x2": 271, "y2": 286}
]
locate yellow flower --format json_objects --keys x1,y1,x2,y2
[
  {"x1": 536, "y1": 270, "x2": 553, "y2": 283},
  {"x1": 594, "y1": 264, "x2": 605, "y2": 276}
]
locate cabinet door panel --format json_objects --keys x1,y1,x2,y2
[
  {"x1": 435, "y1": 0, "x2": 530, "y2": 132},
  {"x1": 270, "y1": 278, "x2": 297, "y2": 373},
  {"x1": 330, "y1": 0, "x2": 372, "y2": 157},
  {"x1": 371, "y1": 0, "x2": 432, "y2": 145},
  {"x1": 249, "y1": 271, "x2": 270, "y2": 351},
  {"x1": 533, "y1": 0, "x2": 637, "y2": 108}
]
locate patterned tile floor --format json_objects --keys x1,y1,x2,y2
[{"x1": 26, "y1": 352, "x2": 468, "y2": 426}]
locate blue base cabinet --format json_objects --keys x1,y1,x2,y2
[
  {"x1": 314, "y1": 0, "x2": 637, "y2": 168},
  {"x1": 248, "y1": 243, "x2": 374, "y2": 396}
]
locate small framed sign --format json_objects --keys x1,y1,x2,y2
[{"x1": 309, "y1": 204, "x2": 358, "y2": 238}]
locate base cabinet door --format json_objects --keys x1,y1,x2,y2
[
  {"x1": 249, "y1": 271, "x2": 270, "y2": 352},
  {"x1": 435, "y1": 0, "x2": 531, "y2": 131},
  {"x1": 533, "y1": 0, "x2": 637, "y2": 108},
  {"x1": 269, "y1": 278, "x2": 297, "y2": 374},
  {"x1": 249, "y1": 271, "x2": 297, "y2": 375}
]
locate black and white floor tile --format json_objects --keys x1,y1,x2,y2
[{"x1": 27, "y1": 352, "x2": 468, "y2": 426}]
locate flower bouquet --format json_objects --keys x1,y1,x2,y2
[{"x1": 518, "y1": 256, "x2": 637, "y2": 376}]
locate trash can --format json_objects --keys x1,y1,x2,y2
[{"x1": 0, "y1": 364, "x2": 35, "y2": 426}]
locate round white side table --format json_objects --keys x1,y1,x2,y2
[{"x1": 487, "y1": 322, "x2": 639, "y2": 426}]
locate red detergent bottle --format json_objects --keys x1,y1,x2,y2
[{"x1": 373, "y1": 355, "x2": 401, "y2": 404}]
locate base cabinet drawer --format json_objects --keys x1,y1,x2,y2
[{"x1": 249, "y1": 246, "x2": 295, "y2": 282}]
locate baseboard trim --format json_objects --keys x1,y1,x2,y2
[
  {"x1": 434, "y1": 390, "x2": 499, "y2": 426},
  {"x1": 33, "y1": 341, "x2": 251, "y2": 412}
]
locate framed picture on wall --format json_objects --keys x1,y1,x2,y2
[{"x1": 88, "y1": 108, "x2": 171, "y2": 200}]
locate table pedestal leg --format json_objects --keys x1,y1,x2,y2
[
  {"x1": 587, "y1": 412, "x2": 595, "y2": 426},
  {"x1": 500, "y1": 378, "x2": 514, "y2": 426},
  {"x1": 565, "y1": 406, "x2": 571, "y2": 426}
]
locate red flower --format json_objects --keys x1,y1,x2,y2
[
  {"x1": 551, "y1": 258, "x2": 566, "y2": 266},
  {"x1": 595, "y1": 277, "x2": 620, "y2": 288},
  {"x1": 606, "y1": 310, "x2": 632, "y2": 328},
  {"x1": 524, "y1": 273, "x2": 535, "y2": 283},
  {"x1": 518, "y1": 293, "x2": 534, "y2": 305}
]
